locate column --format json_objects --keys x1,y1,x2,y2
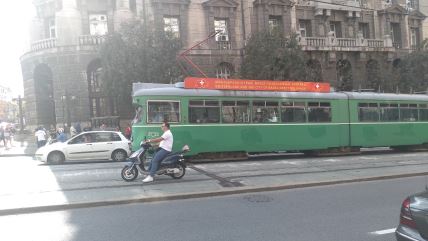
[
  {"x1": 114, "y1": 0, "x2": 134, "y2": 31},
  {"x1": 56, "y1": 0, "x2": 82, "y2": 46}
]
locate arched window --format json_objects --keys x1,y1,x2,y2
[{"x1": 336, "y1": 59, "x2": 353, "y2": 91}]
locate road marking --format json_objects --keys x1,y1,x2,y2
[
  {"x1": 323, "y1": 159, "x2": 341, "y2": 162},
  {"x1": 369, "y1": 228, "x2": 396, "y2": 235}
]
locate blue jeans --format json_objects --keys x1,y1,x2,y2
[{"x1": 148, "y1": 148, "x2": 171, "y2": 176}]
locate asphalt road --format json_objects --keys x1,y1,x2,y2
[{"x1": 1, "y1": 175, "x2": 427, "y2": 241}]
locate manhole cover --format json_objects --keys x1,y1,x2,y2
[{"x1": 243, "y1": 194, "x2": 273, "y2": 203}]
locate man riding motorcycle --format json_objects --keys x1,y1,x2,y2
[{"x1": 142, "y1": 121, "x2": 173, "y2": 183}]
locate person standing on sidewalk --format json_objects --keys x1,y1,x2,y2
[
  {"x1": 35, "y1": 127, "x2": 47, "y2": 148},
  {"x1": 142, "y1": 121, "x2": 173, "y2": 183}
]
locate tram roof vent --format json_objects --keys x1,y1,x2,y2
[{"x1": 175, "y1": 82, "x2": 184, "y2": 88}]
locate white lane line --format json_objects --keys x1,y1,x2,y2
[{"x1": 369, "y1": 228, "x2": 396, "y2": 235}]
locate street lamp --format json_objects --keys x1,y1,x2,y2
[{"x1": 61, "y1": 93, "x2": 76, "y2": 128}]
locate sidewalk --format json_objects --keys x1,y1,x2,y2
[{"x1": 0, "y1": 133, "x2": 37, "y2": 157}]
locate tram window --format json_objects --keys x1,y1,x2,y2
[
  {"x1": 379, "y1": 103, "x2": 399, "y2": 122},
  {"x1": 189, "y1": 100, "x2": 220, "y2": 123},
  {"x1": 307, "y1": 102, "x2": 331, "y2": 122},
  {"x1": 132, "y1": 106, "x2": 143, "y2": 124},
  {"x1": 358, "y1": 103, "x2": 379, "y2": 122},
  {"x1": 419, "y1": 104, "x2": 428, "y2": 121},
  {"x1": 281, "y1": 102, "x2": 306, "y2": 123},
  {"x1": 222, "y1": 101, "x2": 250, "y2": 123},
  {"x1": 400, "y1": 104, "x2": 418, "y2": 122},
  {"x1": 147, "y1": 101, "x2": 180, "y2": 123},
  {"x1": 252, "y1": 101, "x2": 279, "y2": 123}
]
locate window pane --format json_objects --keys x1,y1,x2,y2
[
  {"x1": 222, "y1": 101, "x2": 250, "y2": 123},
  {"x1": 420, "y1": 109, "x2": 428, "y2": 121},
  {"x1": 281, "y1": 107, "x2": 306, "y2": 123},
  {"x1": 380, "y1": 106, "x2": 399, "y2": 121},
  {"x1": 308, "y1": 107, "x2": 331, "y2": 122},
  {"x1": 89, "y1": 14, "x2": 108, "y2": 36},
  {"x1": 147, "y1": 101, "x2": 180, "y2": 123},
  {"x1": 164, "y1": 16, "x2": 180, "y2": 38},
  {"x1": 359, "y1": 108, "x2": 379, "y2": 122},
  {"x1": 400, "y1": 108, "x2": 418, "y2": 121},
  {"x1": 189, "y1": 107, "x2": 220, "y2": 123},
  {"x1": 252, "y1": 104, "x2": 279, "y2": 123}
]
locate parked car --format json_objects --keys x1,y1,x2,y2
[
  {"x1": 35, "y1": 131, "x2": 131, "y2": 164},
  {"x1": 396, "y1": 190, "x2": 428, "y2": 241}
]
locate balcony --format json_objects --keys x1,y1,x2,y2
[
  {"x1": 31, "y1": 38, "x2": 57, "y2": 51},
  {"x1": 298, "y1": 34, "x2": 394, "y2": 52},
  {"x1": 314, "y1": 0, "x2": 360, "y2": 12},
  {"x1": 79, "y1": 35, "x2": 106, "y2": 46}
]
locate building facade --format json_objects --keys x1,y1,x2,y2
[{"x1": 21, "y1": 0, "x2": 426, "y2": 128}]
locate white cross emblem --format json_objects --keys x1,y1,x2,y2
[
  {"x1": 315, "y1": 83, "x2": 320, "y2": 89},
  {"x1": 199, "y1": 79, "x2": 205, "y2": 86}
]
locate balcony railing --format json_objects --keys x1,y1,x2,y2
[
  {"x1": 306, "y1": 37, "x2": 327, "y2": 46},
  {"x1": 217, "y1": 41, "x2": 232, "y2": 50},
  {"x1": 367, "y1": 39, "x2": 384, "y2": 48},
  {"x1": 298, "y1": 35, "x2": 393, "y2": 50},
  {"x1": 79, "y1": 35, "x2": 106, "y2": 46},
  {"x1": 337, "y1": 38, "x2": 357, "y2": 47},
  {"x1": 31, "y1": 38, "x2": 57, "y2": 51}
]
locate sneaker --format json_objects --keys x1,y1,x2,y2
[{"x1": 142, "y1": 175, "x2": 154, "y2": 183}]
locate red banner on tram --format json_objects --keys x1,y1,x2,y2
[{"x1": 184, "y1": 77, "x2": 330, "y2": 93}]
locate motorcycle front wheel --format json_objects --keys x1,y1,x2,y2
[
  {"x1": 121, "y1": 166, "x2": 138, "y2": 181},
  {"x1": 170, "y1": 162, "x2": 186, "y2": 179}
]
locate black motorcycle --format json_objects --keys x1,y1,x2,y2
[{"x1": 121, "y1": 142, "x2": 190, "y2": 182}]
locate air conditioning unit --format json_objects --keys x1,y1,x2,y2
[{"x1": 219, "y1": 35, "x2": 229, "y2": 42}]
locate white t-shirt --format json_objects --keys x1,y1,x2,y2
[
  {"x1": 35, "y1": 130, "x2": 46, "y2": 141},
  {"x1": 159, "y1": 130, "x2": 173, "y2": 152}
]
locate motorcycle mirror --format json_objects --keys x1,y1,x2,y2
[{"x1": 182, "y1": 145, "x2": 190, "y2": 152}]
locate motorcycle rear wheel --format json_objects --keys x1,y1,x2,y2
[
  {"x1": 121, "y1": 166, "x2": 138, "y2": 181},
  {"x1": 170, "y1": 162, "x2": 185, "y2": 179}
]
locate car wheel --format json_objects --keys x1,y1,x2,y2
[
  {"x1": 47, "y1": 151, "x2": 65, "y2": 164},
  {"x1": 112, "y1": 149, "x2": 127, "y2": 162}
]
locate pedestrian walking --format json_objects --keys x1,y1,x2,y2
[{"x1": 0, "y1": 127, "x2": 5, "y2": 147}]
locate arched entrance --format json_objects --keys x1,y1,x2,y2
[
  {"x1": 336, "y1": 59, "x2": 353, "y2": 91},
  {"x1": 306, "y1": 59, "x2": 323, "y2": 82},
  {"x1": 366, "y1": 59, "x2": 381, "y2": 91},
  {"x1": 33, "y1": 64, "x2": 56, "y2": 127}
]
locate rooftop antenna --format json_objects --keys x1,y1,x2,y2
[{"x1": 176, "y1": 30, "x2": 222, "y2": 78}]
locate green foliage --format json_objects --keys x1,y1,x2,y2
[
  {"x1": 396, "y1": 50, "x2": 428, "y2": 93},
  {"x1": 99, "y1": 20, "x2": 182, "y2": 100},
  {"x1": 240, "y1": 31, "x2": 307, "y2": 80}
]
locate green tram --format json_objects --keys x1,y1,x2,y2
[{"x1": 131, "y1": 83, "x2": 428, "y2": 159}]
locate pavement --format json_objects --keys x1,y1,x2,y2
[
  {"x1": 1, "y1": 137, "x2": 428, "y2": 216},
  {"x1": 0, "y1": 133, "x2": 38, "y2": 157}
]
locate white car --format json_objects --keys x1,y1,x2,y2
[{"x1": 35, "y1": 131, "x2": 131, "y2": 164}]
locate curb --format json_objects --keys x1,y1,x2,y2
[
  {"x1": 1, "y1": 171, "x2": 428, "y2": 216},
  {"x1": 0, "y1": 154, "x2": 35, "y2": 157}
]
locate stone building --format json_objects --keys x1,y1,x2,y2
[{"x1": 21, "y1": 0, "x2": 426, "y2": 128}]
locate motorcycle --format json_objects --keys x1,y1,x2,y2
[{"x1": 121, "y1": 141, "x2": 190, "y2": 182}]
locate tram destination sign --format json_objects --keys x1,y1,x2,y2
[{"x1": 184, "y1": 77, "x2": 330, "y2": 93}]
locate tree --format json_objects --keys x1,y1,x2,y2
[
  {"x1": 99, "y1": 20, "x2": 182, "y2": 106},
  {"x1": 240, "y1": 31, "x2": 307, "y2": 80},
  {"x1": 396, "y1": 50, "x2": 428, "y2": 93}
]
